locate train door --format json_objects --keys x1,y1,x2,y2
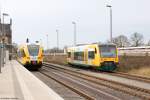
[
  {"x1": 87, "y1": 48, "x2": 95, "y2": 66},
  {"x1": 84, "y1": 49, "x2": 88, "y2": 64}
]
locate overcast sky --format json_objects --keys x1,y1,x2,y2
[{"x1": 1, "y1": 0, "x2": 150, "y2": 49}]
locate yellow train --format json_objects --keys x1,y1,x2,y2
[
  {"x1": 66, "y1": 43, "x2": 119, "y2": 71},
  {"x1": 17, "y1": 43, "x2": 43, "y2": 70}
]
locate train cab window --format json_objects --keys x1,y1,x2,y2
[
  {"x1": 27, "y1": 45, "x2": 39, "y2": 56},
  {"x1": 99, "y1": 45, "x2": 117, "y2": 58},
  {"x1": 67, "y1": 52, "x2": 71, "y2": 58},
  {"x1": 88, "y1": 51, "x2": 95, "y2": 59}
]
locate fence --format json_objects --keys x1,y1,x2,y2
[{"x1": 118, "y1": 46, "x2": 150, "y2": 56}]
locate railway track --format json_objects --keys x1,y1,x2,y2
[
  {"x1": 44, "y1": 62, "x2": 150, "y2": 84},
  {"x1": 81, "y1": 68, "x2": 150, "y2": 83},
  {"x1": 39, "y1": 68, "x2": 95, "y2": 100},
  {"x1": 32, "y1": 71, "x2": 86, "y2": 100},
  {"x1": 107, "y1": 71, "x2": 150, "y2": 83},
  {"x1": 39, "y1": 65, "x2": 139, "y2": 100},
  {"x1": 68, "y1": 65, "x2": 150, "y2": 84},
  {"x1": 42, "y1": 62, "x2": 150, "y2": 100}
]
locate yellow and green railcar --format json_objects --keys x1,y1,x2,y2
[
  {"x1": 67, "y1": 43, "x2": 119, "y2": 71},
  {"x1": 17, "y1": 43, "x2": 43, "y2": 70}
]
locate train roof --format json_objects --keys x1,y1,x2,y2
[
  {"x1": 26, "y1": 42, "x2": 41, "y2": 45},
  {"x1": 67, "y1": 43, "x2": 116, "y2": 48},
  {"x1": 18, "y1": 42, "x2": 42, "y2": 49},
  {"x1": 20, "y1": 43, "x2": 41, "y2": 46}
]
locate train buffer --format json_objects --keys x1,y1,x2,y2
[{"x1": 0, "y1": 60, "x2": 63, "y2": 100}]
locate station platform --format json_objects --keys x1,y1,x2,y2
[{"x1": 0, "y1": 60, "x2": 63, "y2": 100}]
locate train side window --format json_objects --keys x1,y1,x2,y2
[
  {"x1": 74, "y1": 52, "x2": 77, "y2": 60},
  {"x1": 21, "y1": 50, "x2": 26, "y2": 57},
  {"x1": 88, "y1": 51, "x2": 95, "y2": 59},
  {"x1": 67, "y1": 52, "x2": 71, "y2": 58},
  {"x1": 19, "y1": 51, "x2": 21, "y2": 57},
  {"x1": 74, "y1": 52, "x2": 84, "y2": 61},
  {"x1": 79, "y1": 52, "x2": 84, "y2": 61},
  {"x1": 18, "y1": 51, "x2": 21, "y2": 57},
  {"x1": 23, "y1": 51, "x2": 26, "y2": 57},
  {"x1": 20, "y1": 50, "x2": 23, "y2": 57}
]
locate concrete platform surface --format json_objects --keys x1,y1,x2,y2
[{"x1": 0, "y1": 60, "x2": 63, "y2": 100}]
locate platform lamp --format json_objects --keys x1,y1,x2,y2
[
  {"x1": 56, "y1": 29, "x2": 59, "y2": 52},
  {"x1": 46, "y1": 34, "x2": 49, "y2": 50},
  {"x1": 106, "y1": 5, "x2": 112, "y2": 42},
  {"x1": 72, "y1": 21, "x2": 76, "y2": 46}
]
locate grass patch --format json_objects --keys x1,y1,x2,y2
[{"x1": 127, "y1": 67, "x2": 150, "y2": 77}]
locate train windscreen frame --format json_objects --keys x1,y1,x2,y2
[
  {"x1": 27, "y1": 45, "x2": 39, "y2": 56},
  {"x1": 99, "y1": 45, "x2": 117, "y2": 58}
]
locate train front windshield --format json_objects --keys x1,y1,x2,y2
[
  {"x1": 99, "y1": 45, "x2": 117, "y2": 58},
  {"x1": 27, "y1": 45, "x2": 39, "y2": 56}
]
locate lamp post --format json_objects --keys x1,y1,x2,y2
[
  {"x1": 56, "y1": 29, "x2": 59, "y2": 52},
  {"x1": 46, "y1": 34, "x2": 49, "y2": 50},
  {"x1": 72, "y1": 21, "x2": 76, "y2": 46},
  {"x1": 106, "y1": 5, "x2": 112, "y2": 42},
  {"x1": 40, "y1": 39, "x2": 42, "y2": 45}
]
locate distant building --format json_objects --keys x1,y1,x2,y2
[
  {"x1": 0, "y1": 23, "x2": 12, "y2": 44},
  {"x1": 0, "y1": 21, "x2": 12, "y2": 53}
]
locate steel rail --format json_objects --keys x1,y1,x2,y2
[
  {"x1": 44, "y1": 62, "x2": 150, "y2": 84},
  {"x1": 107, "y1": 72, "x2": 150, "y2": 83},
  {"x1": 41, "y1": 66, "x2": 123, "y2": 100},
  {"x1": 43, "y1": 62, "x2": 150, "y2": 100},
  {"x1": 39, "y1": 69, "x2": 95, "y2": 100}
]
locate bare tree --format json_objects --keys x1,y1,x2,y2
[
  {"x1": 130, "y1": 32, "x2": 144, "y2": 47},
  {"x1": 112, "y1": 35, "x2": 130, "y2": 47},
  {"x1": 47, "y1": 47, "x2": 64, "y2": 53}
]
